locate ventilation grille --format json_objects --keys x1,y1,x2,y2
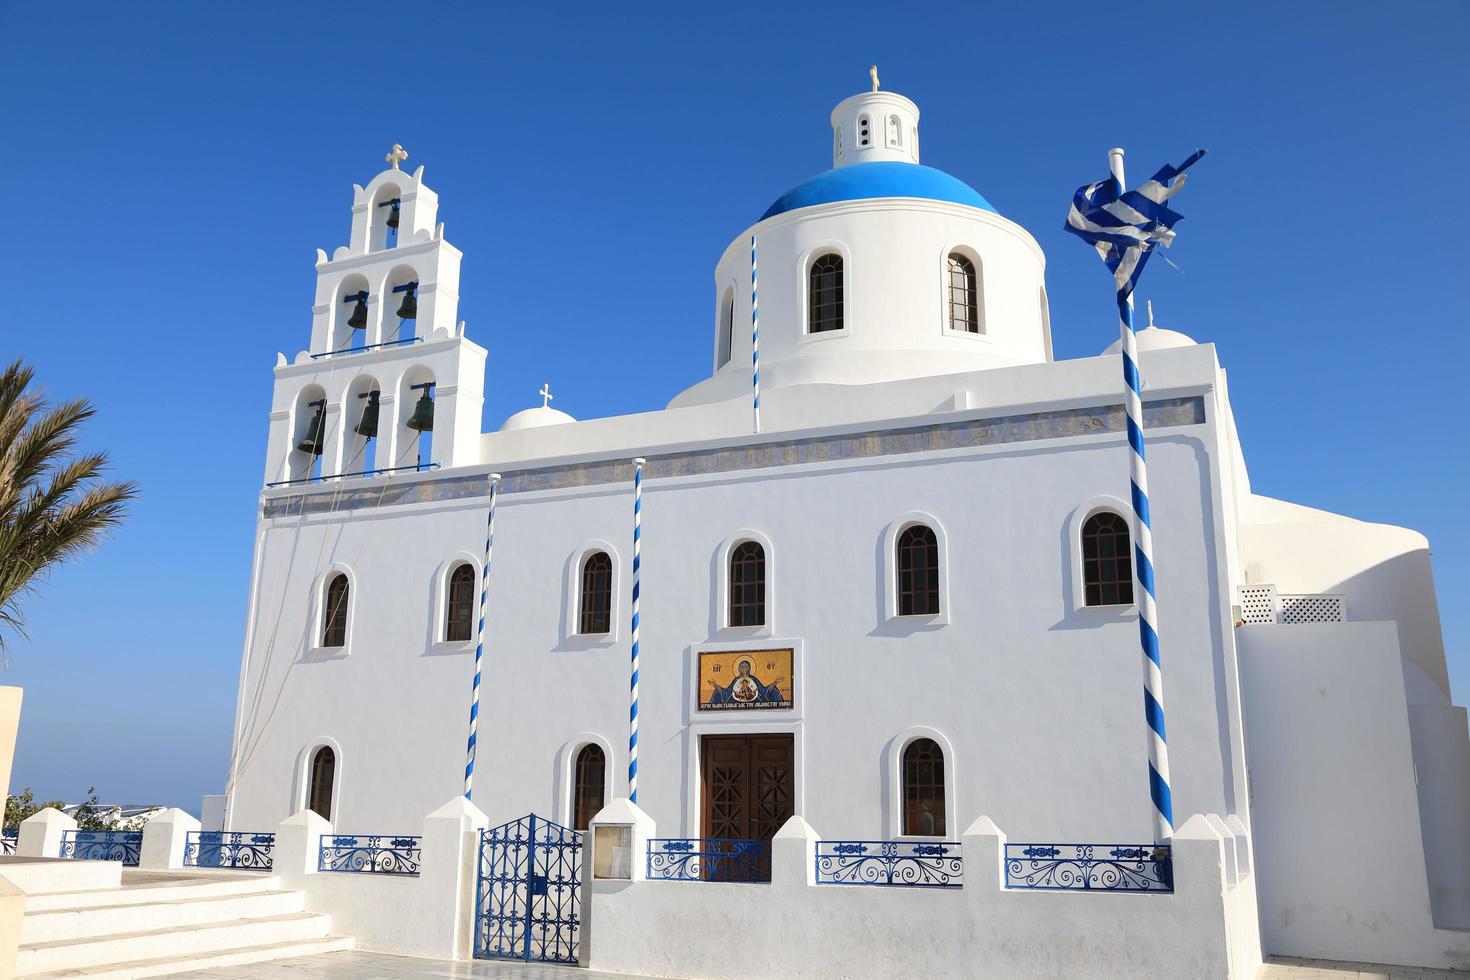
[
  {"x1": 1278, "y1": 594, "x2": 1346, "y2": 624},
  {"x1": 1238, "y1": 585, "x2": 1346, "y2": 625},
  {"x1": 1238, "y1": 585, "x2": 1278, "y2": 624}
]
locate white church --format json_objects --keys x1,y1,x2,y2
[{"x1": 207, "y1": 76, "x2": 1470, "y2": 977}]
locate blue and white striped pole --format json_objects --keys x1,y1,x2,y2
[
  {"x1": 628, "y1": 457, "x2": 645, "y2": 804},
  {"x1": 751, "y1": 235, "x2": 761, "y2": 434},
  {"x1": 1108, "y1": 147, "x2": 1172, "y2": 842},
  {"x1": 464, "y1": 472, "x2": 502, "y2": 800}
]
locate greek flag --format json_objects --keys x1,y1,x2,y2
[{"x1": 1064, "y1": 150, "x2": 1206, "y2": 294}]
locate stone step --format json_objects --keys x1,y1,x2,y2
[
  {"x1": 16, "y1": 911, "x2": 333, "y2": 975},
  {"x1": 22, "y1": 888, "x2": 306, "y2": 944},
  {"x1": 22, "y1": 873, "x2": 280, "y2": 912},
  {"x1": 19, "y1": 934, "x2": 354, "y2": 979}
]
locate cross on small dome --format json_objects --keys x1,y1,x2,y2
[{"x1": 539, "y1": 383, "x2": 553, "y2": 408}]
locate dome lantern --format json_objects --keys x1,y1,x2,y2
[{"x1": 830, "y1": 68, "x2": 920, "y2": 169}]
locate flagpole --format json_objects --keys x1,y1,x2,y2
[
  {"x1": 1108, "y1": 147, "x2": 1173, "y2": 843},
  {"x1": 628, "y1": 457, "x2": 645, "y2": 804},
  {"x1": 751, "y1": 235, "x2": 761, "y2": 434},
  {"x1": 464, "y1": 472, "x2": 502, "y2": 800}
]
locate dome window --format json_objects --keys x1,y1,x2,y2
[
  {"x1": 946, "y1": 253, "x2": 980, "y2": 334},
  {"x1": 808, "y1": 254, "x2": 844, "y2": 334},
  {"x1": 858, "y1": 114, "x2": 872, "y2": 148},
  {"x1": 887, "y1": 114, "x2": 903, "y2": 148},
  {"x1": 717, "y1": 289, "x2": 735, "y2": 368}
]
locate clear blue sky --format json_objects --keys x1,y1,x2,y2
[{"x1": 1, "y1": 1, "x2": 1466, "y2": 810}]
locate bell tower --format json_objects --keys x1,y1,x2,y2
[{"x1": 262, "y1": 146, "x2": 486, "y2": 487}]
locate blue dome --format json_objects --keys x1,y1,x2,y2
[{"x1": 761, "y1": 162, "x2": 994, "y2": 220}]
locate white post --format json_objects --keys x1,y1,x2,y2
[
  {"x1": 140, "y1": 808, "x2": 200, "y2": 870},
  {"x1": 771, "y1": 815, "x2": 817, "y2": 890},
  {"x1": 419, "y1": 796, "x2": 489, "y2": 960},
  {"x1": 273, "y1": 808, "x2": 330, "y2": 891},
  {"x1": 18, "y1": 807, "x2": 75, "y2": 858},
  {"x1": 960, "y1": 814, "x2": 1007, "y2": 891}
]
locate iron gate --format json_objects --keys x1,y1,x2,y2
[{"x1": 474, "y1": 813, "x2": 583, "y2": 963}]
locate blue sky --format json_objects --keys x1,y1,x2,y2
[{"x1": 1, "y1": 1, "x2": 1466, "y2": 809}]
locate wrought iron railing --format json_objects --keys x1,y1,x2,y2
[
  {"x1": 1004, "y1": 843, "x2": 1173, "y2": 893},
  {"x1": 266, "y1": 461, "x2": 439, "y2": 489},
  {"x1": 59, "y1": 830, "x2": 142, "y2": 867},
  {"x1": 183, "y1": 831, "x2": 275, "y2": 871},
  {"x1": 0, "y1": 828, "x2": 16, "y2": 855},
  {"x1": 318, "y1": 834, "x2": 421, "y2": 876},
  {"x1": 310, "y1": 336, "x2": 422, "y2": 360},
  {"x1": 647, "y1": 838, "x2": 772, "y2": 883},
  {"x1": 815, "y1": 839, "x2": 963, "y2": 888}
]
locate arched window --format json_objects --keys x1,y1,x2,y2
[
  {"x1": 717, "y1": 290, "x2": 734, "y2": 368},
  {"x1": 572, "y1": 743, "x2": 606, "y2": 830},
  {"x1": 808, "y1": 254, "x2": 844, "y2": 334},
  {"x1": 896, "y1": 525, "x2": 939, "y2": 616},
  {"x1": 445, "y1": 564, "x2": 476, "y2": 642},
  {"x1": 579, "y1": 552, "x2": 613, "y2": 634},
  {"x1": 322, "y1": 573, "x2": 349, "y2": 647},
  {"x1": 946, "y1": 253, "x2": 979, "y2": 333},
  {"x1": 728, "y1": 541, "x2": 766, "y2": 627},
  {"x1": 902, "y1": 738, "x2": 945, "y2": 836},
  {"x1": 308, "y1": 746, "x2": 336, "y2": 820},
  {"x1": 1082, "y1": 512, "x2": 1134, "y2": 606},
  {"x1": 858, "y1": 114, "x2": 872, "y2": 147},
  {"x1": 887, "y1": 114, "x2": 903, "y2": 148},
  {"x1": 834, "y1": 125, "x2": 843, "y2": 159}
]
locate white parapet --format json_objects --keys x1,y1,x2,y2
[
  {"x1": 19, "y1": 807, "x2": 76, "y2": 858},
  {"x1": 140, "y1": 808, "x2": 201, "y2": 870},
  {"x1": 273, "y1": 809, "x2": 331, "y2": 890}
]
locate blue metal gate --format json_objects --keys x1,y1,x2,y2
[{"x1": 474, "y1": 813, "x2": 583, "y2": 963}]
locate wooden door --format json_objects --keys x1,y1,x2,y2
[{"x1": 700, "y1": 734, "x2": 793, "y2": 881}]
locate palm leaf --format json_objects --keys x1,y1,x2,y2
[{"x1": 0, "y1": 359, "x2": 136, "y2": 656}]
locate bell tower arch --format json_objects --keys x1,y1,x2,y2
[{"x1": 263, "y1": 148, "x2": 484, "y2": 487}]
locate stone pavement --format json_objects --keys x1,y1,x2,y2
[
  {"x1": 1259, "y1": 957, "x2": 1468, "y2": 979},
  {"x1": 168, "y1": 950, "x2": 642, "y2": 979},
  {"x1": 171, "y1": 949, "x2": 1470, "y2": 979}
]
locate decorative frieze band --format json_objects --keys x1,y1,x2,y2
[{"x1": 263, "y1": 395, "x2": 1206, "y2": 519}]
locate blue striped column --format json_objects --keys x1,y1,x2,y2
[
  {"x1": 1110, "y1": 148, "x2": 1173, "y2": 842},
  {"x1": 628, "y1": 457, "x2": 645, "y2": 804},
  {"x1": 464, "y1": 472, "x2": 502, "y2": 800},
  {"x1": 751, "y1": 235, "x2": 761, "y2": 434}
]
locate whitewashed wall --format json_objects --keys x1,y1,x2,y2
[
  {"x1": 1238, "y1": 622, "x2": 1470, "y2": 967},
  {"x1": 587, "y1": 811, "x2": 1258, "y2": 980},
  {"x1": 227, "y1": 364, "x2": 1242, "y2": 849}
]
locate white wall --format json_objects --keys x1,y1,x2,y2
[
  {"x1": 1237, "y1": 622, "x2": 1470, "y2": 967},
  {"x1": 587, "y1": 812, "x2": 1255, "y2": 980},
  {"x1": 228, "y1": 391, "x2": 1241, "y2": 849},
  {"x1": 1408, "y1": 702, "x2": 1470, "y2": 927}
]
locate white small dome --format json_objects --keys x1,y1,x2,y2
[
  {"x1": 1103, "y1": 325, "x2": 1197, "y2": 355},
  {"x1": 500, "y1": 405, "x2": 575, "y2": 432}
]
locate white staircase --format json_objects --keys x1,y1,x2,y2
[{"x1": 16, "y1": 870, "x2": 352, "y2": 978}]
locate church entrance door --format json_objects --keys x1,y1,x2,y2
[{"x1": 699, "y1": 734, "x2": 794, "y2": 882}]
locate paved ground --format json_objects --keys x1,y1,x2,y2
[
  {"x1": 172, "y1": 950, "x2": 1470, "y2": 979},
  {"x1": 1257, "y1": 958, "x2": 1465, "y2": 979},
  {"x1": 170, "y1": 951, "x2": 642, "y2": 978}
]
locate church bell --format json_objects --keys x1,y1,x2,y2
[
  {"x1": 346, "y1": 297, "x2": 368, "y2": 330},
  {"x1": 354, "y1": 392, "x2": 380, "y2": 438},
  {"x1": 386, "y1": 199, "x2": 400, "y2": 230},
  {"x1": 296, "y1": 404, "x2": 326, "y2": 456},
  {"x1": 396, "y1": 285, "x2": 417, "y2": 320},
  {"x1": 406, "y1": 390, "x2": 435, "y2": 432}
]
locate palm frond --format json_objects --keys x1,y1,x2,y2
[{"x1": 0, "y1": 361, "x2": 135, "y2": 655}]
